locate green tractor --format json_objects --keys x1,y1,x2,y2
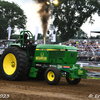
[{"x1": 0, "y1": 30, "x2": 87, "y2": 85}]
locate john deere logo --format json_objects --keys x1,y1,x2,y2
[
  {"x1": 40, "y1": 52, "x2": 44, "y2": 57},
  {"x1": 36, "y1": 52, "x2": 47, "y2": 61}
]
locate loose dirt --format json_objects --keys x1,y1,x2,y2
[
  {"x1": 0, "y1": 72, "x2": 100, "y2": 100},
  {"x1": 84, "y1": 67, "x2": 100, "y2": 72}
]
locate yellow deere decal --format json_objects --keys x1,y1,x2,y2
[
  {"x1": 36, "y1": 52, "x2": 47, "y2": 61},
  {"x1": 36, "y1": 57, "x2": 47, "y2": 61}
]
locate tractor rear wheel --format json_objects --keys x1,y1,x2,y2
[
  {"x1": 0, "y1": 46, "x2": 30, "y2": 81},
  {"x1": 45, "y1": 67, "x2": 61, "y2": 85},
  {"x1": 66, "y1": 77, "x2": 81, "y2": 85}
]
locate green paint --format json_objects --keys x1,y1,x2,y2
[
  {"x1": 29, "y1": 67, "x2": 38, "y2": 78},
  {"x1": 9, "y1": 43, "x2": 21, "y2": 47},
  {"x1": 9, "y1": 30, "x2": 87, "y2": 80},
  {"x1": 46, "y1": 64, "x2": 87, "y2": 78},
  {"x1": 36, "y1": 44, "x2": 77, "y2": 50}
]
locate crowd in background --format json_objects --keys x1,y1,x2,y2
[
  {"x1": 0, "y1": 41, "x2": 8, "y2": 49},
  {"x1": 1, "y1": 39, "x2": 100, "y2": 61},
  {"x1": 62, "y1": 39, "x2": 100, "y2": 61}
]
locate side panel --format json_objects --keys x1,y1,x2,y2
[
  {"x1": 49, "y1": 51, "x2": 65, "y2": 64},
  {"x1": 65, "y1": 51, "x2": 77, "y2": 64}
]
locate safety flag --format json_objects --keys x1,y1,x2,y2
[
  {"x1": 51, "y1": 26, "x2": 56, "y2": 42},
  {"x1": 8, "y1": 26, "x2": 12, "y2": 40},
  {"x1": 35, "y1": 27, "x2": 39, "y2": 44}
]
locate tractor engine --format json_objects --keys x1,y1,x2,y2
[{"x1": 34, "y1": 44, "x2": 77, "y2": 64}]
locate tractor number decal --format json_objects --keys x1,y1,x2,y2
[{"x1": 35, "y1": 52, "x2": 47, "y2": 61}]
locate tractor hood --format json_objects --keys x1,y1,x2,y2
[{"x1": 36, "y1": 44, "x2": 77, "y2": 50}]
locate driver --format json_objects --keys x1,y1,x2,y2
[
  {"x1": 24, "y1": 34, "x2": 30, "y2": 45},
  {"x1": 24, "y1": 33, "x2": 33, "y2": 56}
]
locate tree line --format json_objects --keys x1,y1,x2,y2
[
  {"x1": 1, "y1": 0, "x2": 100, "y2": 42},
  {"x1": 53, "y1": 0, "x2": 100, "y2": 41},
  {"x1": 0, "y1": 0, "x2": 27, "y2": 39}
]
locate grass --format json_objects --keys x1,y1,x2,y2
[
  {"x1": 62, "y1": 76, "x2": 100, "y2": 80},
  {"x1": 87, "y1": 77, "x2": 100, "y2": 80},
  {"x1": 83, "y1": 66, "x2": 100, "y2": 69}
]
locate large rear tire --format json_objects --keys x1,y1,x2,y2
[
  {"x1": 45, "y1": 67, "x2": 61, "y2": 85},
  {"x1": 0, "y1": 46, "x2": 30, "y2": 81}
]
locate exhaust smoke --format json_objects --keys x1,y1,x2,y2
[{"x1": 33, "y1": 0, "x2": 50, "y2": 38}]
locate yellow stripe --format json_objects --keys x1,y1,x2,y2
[
  {"x1": 36, "y1": 49, "x2": 40, "y2": 50},
  {"x1": 60, "y1": 49, "x2": 66, "y2": 51},
  {"x1": 36, "y1": 49, "x2": 66, "y2": 51},
  {"x1": 47, "y1": 49, "x2": 59, "y2": 51}
]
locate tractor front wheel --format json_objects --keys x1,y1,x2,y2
[
  {"x1": 45, "y1": 67, "x2": 61, "y2": 85},
  {"x1": 66, "y1": 77, "x2": 81, "y2": 85}
]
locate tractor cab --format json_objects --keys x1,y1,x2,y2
[
  {"x1": 19, "y1": 30, "x2": 33, "y2": 46},
  {"x1": 18, "y1": 31, "x2": 37, "y2": 57},
  {"x1": 9, "y1": 30, "x2": 37, "y2": 57}
]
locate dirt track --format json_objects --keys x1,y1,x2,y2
[
  {"x1": 0, "y1": 68, "x2": 100, "y2": 100},
  {"x1": 84, "y1": 67, "x2": 100, "y2": 72},
  {"x1": 0, "y1": 68, "x2": 99, "y2": 100}
]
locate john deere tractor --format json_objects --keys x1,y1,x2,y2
[{"x1": 0, "y1": 31, "x2": 87, "y2": 85}]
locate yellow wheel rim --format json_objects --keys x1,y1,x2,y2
[
  {"x1": 3, "y1": 53, "x2": 17, "y2": 75},
  {"x1": 47, "y1": 71, "x2": 55, "y2": 81},
  {"x1": 69, "y1": 77, "x2": 75, "y2": 81}
]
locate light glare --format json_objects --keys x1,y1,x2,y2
[
  {"x1": 46, "y1": 1, "x2": 50, "y2": 5},
  {"x1": 53, "y1": 0, "x2": 58, "y2": 5}
]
